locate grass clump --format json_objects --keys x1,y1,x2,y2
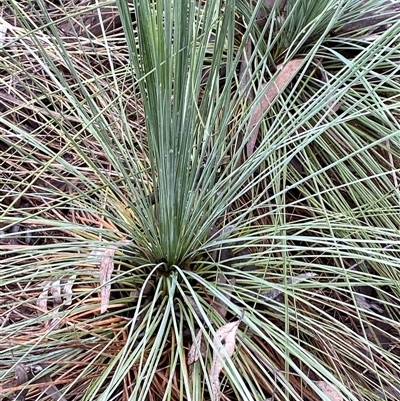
[{"x1": 1, "y1": 0, "x2": 400, "y2": 400}]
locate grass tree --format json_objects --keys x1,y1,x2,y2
[{"x1": 1, "y1": 0, "x2": 400, "y2": 400}]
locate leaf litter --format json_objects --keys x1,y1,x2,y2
[
  {"x1": 36, "y1": 275, "x2": 77, "y2": 328},
  {"x1": 314, "y1": 381, "x2": 343, "y2": 401},
  {"x1": 98, "y1": 245, "x2": 117, "y2": 313},
  {"x1": 209, "y1": 320, "x2": 241, "y2": 401},
  {"x1": 261, "y1": 272, "x2": 316, "y2": 302},
  {"x1": 247, "y1": 58, "x2": 304, "y2": 157},
  {"x1": 1, "y1": 364, "x2": 67, "y2": 401},
  {"x1": 187, "y1": 329, "x2": 205, "y2": 365},
  {"x1": 88, "y1": 240, "x2": 132, "y2": 313}
]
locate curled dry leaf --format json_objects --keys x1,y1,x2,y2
[
  {"x1": 31, "y1": 365, "x2": 67, "y2": 401},
  {"x1": 37, "y1": 280, "x2": 64, "y2": 328},
  {"x1": 6, "y1": 364, "x2": 67, "y2": 401},
  {"x1": 63, "y1": 275, "x2": 76, "y2": 305},
  {"x1": 50, "y1": 279, "x2": 62, "y2": 304},
  {"x1": 99, "y1": 245, "x2": 117, "y2": 313},
  {"x1": 14, "y1": 364, "x2": 29, "y2": 401},
  {"x1": 209, "y1": 320, "x2": 240, "y2": 401},
  {"x1": 36, "y1": 275, "x2": 77, "y2": 328},
  {"x1": 314, "y1": 381, "x2": 343, "y2": 401},
  {"x1": 247, "y1": 58, "x2": 304, "y2": 157},
  {"x1": 354, "y1": 293, "x2": 384, "y2": 313},
  {"x1": 88, "y1": 241, "x2": 132, "y2": 313},
  {"x1": 187, "y1": 330, "x2": 204, "y2": 365},
  {"x1": 37, "y1": 282, "x2": 51, "y2": 312}
]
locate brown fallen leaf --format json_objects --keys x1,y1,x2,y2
[
  {"x1": 99, "y1": 245, "x2": 117, "y2": 313},
  {"x1": 314, "y1": 381, "x2": 343, "y2": 401},
  {"x1": 36, "y1": 275, "x2": 77, "y2": 328},
  {"x1": 88, "y1": 240, "x2": 132, "y2": 313},
  {"x1": 64, "y1": 275, "x2": 76, "y2": 305},
  {"x1": 187, "y1": 330, "x2": 204, "y2": 365},
  {"x1": 14, "y1": 364, "x2": 29, "y2": 401},
  {"x1": 209, "y1": 320, "x2": 240, "y2": 401},
  {"x1": 5, "y1": 364, "x2": 67, "y2": 401},
  {"x1": 247, "y1": 58, "x2": 304, "y2": 157},
  {"x1": 30, "y1": 365, "x2": 67, "y2": 401},
  {"x1": 37, "y1": 282, "x2": 51, "y2": 312}
]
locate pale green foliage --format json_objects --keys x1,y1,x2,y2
[{"x1": 1, "y1": 0, "x2": 400, "y2": 400}]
